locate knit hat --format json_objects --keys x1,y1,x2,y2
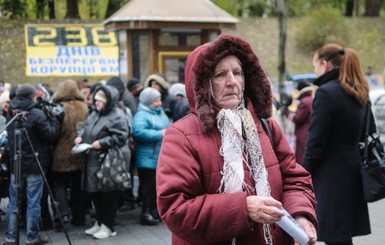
[
  {"x1": 139, "y1": 87, "x2": 161, "y2": 106},
  {"x1": 107, "y1": 77, "x2": 125, "y2": 100},
  {"x1": 94, "y1": 90, "x2": 107, "y2": 103},
  {"x1": 169, "y1": 83, "x2": 186, "y2": 97},
  {"x1": 16, "y1": 83, "x2": 36, "y2": 99},
  {"x1": 127, "y1": 77, "x2": 142, "y2": 91}
]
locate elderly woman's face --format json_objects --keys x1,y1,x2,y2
[{"x1": 212, "y1": 55, "x2": 244, "y2": 109}]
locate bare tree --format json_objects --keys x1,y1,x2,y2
[
  {"x1": 364, "y1": 0, "x2": 381, "y2": 16},
  {"x1": 65, "y1": 0, "x2": 80, "y2": 19},
  {"x1": 345, "y1": 0, "x2": 354, "y2": 16},
  {"x1": 269, "y1": 0, "x2": 288, "y2": 93},
  {"x1": 36, "y1": 0, "x2": 45, "y2": 19},
  {"x1": 48, "y1": 0, "x2": 55, "y2": 19}
]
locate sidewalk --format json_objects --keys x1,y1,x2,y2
[
  {"x1": 0, "y1": 207, "x2": 172, "y2": 245},
  {"x1": 1, "y1": 198, "x2": 384, "y2": 245}
]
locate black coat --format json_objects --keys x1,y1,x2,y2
[
  {"x1": 303, "y1": 69, "x2": 371, "y2": 242},
  {"x1": 7, "y1": 96, "x2": 60, "y2": 175},
  {"x1": 78, "y1": 85, "x2": 129, "y2": 192}
]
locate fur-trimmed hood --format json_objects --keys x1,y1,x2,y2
[
  {"x1": 92, "y1": 85, "x2": 119, "y2": 115},
  {"x1": 185, "y1": 34, "x2": 272, "y2": 132},
  {"x1": 51, "y1": 79, "x2": 85, "y2": 103},
  {"x1": 144, "y1": 73, "x2": 170, "y2": 90}
]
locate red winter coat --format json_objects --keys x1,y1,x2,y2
[
  {"x1": 156, "y1": 35, "x2": 317, "y2": 245},
  {"x1": 292, "y1": 89, "x2": 313, "y2": 164}
]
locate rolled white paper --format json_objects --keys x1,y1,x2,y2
[{"x1": 275, "y1": 208, "x2": 310, "y2": 245}]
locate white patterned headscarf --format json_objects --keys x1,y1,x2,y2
[{"x1": 217, "y1": 105, "x2": 273, "y2": 245}]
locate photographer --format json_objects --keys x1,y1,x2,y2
[{"x1": 3, "y1": 83, "x2": 60, "y2": 245}]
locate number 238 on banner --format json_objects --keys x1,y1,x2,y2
[{"x1": 25, "y1": 25, "x2": 117, "y2": 47}]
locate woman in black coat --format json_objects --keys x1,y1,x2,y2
[{"x1": 303, "y1": 44, "x2": 371, "y2": 245}]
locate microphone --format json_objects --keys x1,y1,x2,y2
[
  {"x1": 76, "y1": 122, "x2": 84, "y2": 131},
  {"x1": 0, "y1": 116, "x2": 5, "y2": 129}
]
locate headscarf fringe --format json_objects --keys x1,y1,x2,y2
[{"x1": 217, "y1": 108, "x2": 273, "y2": 245}]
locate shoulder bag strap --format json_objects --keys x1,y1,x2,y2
[
  {"x1": 363, "y1": 103, "x2": 371, "y2": 165},
  {"x1": 261, "y1": 118, "x2": 275, "y2": 151}
]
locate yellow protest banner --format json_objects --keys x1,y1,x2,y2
[{"x1": 25, "y1": 24, "x2": 119, "y2": 77}]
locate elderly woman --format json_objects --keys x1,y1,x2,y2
[
  {"x1": 74, "y1": 85, "x2": 130, "y2": 240},
  {"x1": 156, "y1": 35, "x2": 317, "y2": 245}
]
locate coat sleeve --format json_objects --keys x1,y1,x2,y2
[
  {"x1": 156, "y1": 125, "x2": 254, "y2": 243},
  {"x1": 302, "y1": 88, "x2": 334, "y2": 171},
  {"x1": 33, "y1": 108, "x2": 60, "y2": 143},
  {"x1": 268, "y1": 119, "x2": 318, "y2": 226},
  {"x1": 132, "y1": 111, "x2": 163, "y2": 142},
  {"x1": 292, "y1": 99, "x2": 310, "y2": 126},
  {"x1": 99, "y1": 110, "x2": 129, "y2": 148}
]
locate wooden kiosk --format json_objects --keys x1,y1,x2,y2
[{"x1": 103, "y1": 0, "x2": 238, "y2": 83}]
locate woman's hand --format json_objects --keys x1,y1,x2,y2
[
  {"x1": 74, "y1": 136, "x2": 82, "y2": 145},
  {"x1": 246, "y1": 196, "x2": 284, "y2": 224},
  {"x1": 92, "y1": 140, "x2": 102, "y2": 150},
  {"x1": 294, "y1": 215, "x2": 317, "y2": 245}
]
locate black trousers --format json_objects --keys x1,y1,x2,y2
[
  {"x1": 52, "y1": 171, "x2": 86, "y2": 224},
  {"x1": 137, "y1": 168, "x2": 156, "y2": 212},
  {"x1": 91, "y1": 190, "x2": 120, "y2": 230}
]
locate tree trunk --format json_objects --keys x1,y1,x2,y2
[
  {"x1": 272, "y1": 0, "x2": 287, "y2": 95},
  {"x1": 65, "y1": 0, "x2": 80, "y2": 19},
  {"x1": 345, "y1": 0, "x2": 354, "y2": 16},
  {"x1": 364, "y1": 0, "x2": 381, "y2": 16},
  {"x1": 272, "y1": 0, "x2": 288, "y2": 129},
  {"x1": 36, "y1": 0, "x2": 45, "y2": 19},
  {"x1": 238, "y1": 0, "x2": 244, "y2": 17},
  {"x1": 48, "y1": 0, "x2": 55, "y2": 19}
]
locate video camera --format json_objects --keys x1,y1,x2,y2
[{"x1": 36, "y1": 97, "x2": 65, "y2": 122}]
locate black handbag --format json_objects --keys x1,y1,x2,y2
[
  {"x1": 96, "y1": 146, "x2": 131, "y2": 191},
  {"x1": 359, "y1": 104, "x2": 385, "y2": 202}
]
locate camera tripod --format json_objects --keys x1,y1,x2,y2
[{"x1": 0, "y1": 111, "x2": 72, "y2": 245}]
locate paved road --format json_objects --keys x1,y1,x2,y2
[{"x1": 1, "y1": 198, "x2": 384, "y2": 245}]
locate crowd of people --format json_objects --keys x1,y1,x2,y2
[
  {"x1": 0, "y1": 33, "x2": 379, "y2": 245},
  {"x1": 0, "y1": 74, "x2": 189, "y2": 245}
]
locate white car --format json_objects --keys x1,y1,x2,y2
[{"x1": 370, "y1": 89, "x2": 385, "y2": 144}]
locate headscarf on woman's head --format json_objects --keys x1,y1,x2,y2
[{"x1": 92, "y1": 85, "x2": 119, "y2": 115}]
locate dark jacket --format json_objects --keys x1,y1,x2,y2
[
  {"x1": 107, "y1": 76, "x2": 137, "y2": 114},
  {"x1": 50, "y1": 80, "x2": 89, "y2": 172},
  {"x1": 78, "y1": 85, "x2": 129, "y2": 192},
  {"x1": 303, "y1": 68, "x2": 371, "y2": 242},
  {"x1": 172, "y1": 97, "x2": 190, "y2": 122},
  {"x1": 7, "y1": 96, "x2": 60, "y2": 175},
  {"x1": 157, "y1": 35, "x2": 317, "y2": 245}
]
